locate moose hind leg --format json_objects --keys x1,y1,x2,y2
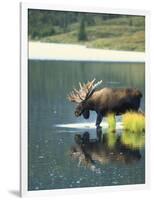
[{"x1": 96, "y1": 113, "x2": 103, "y2": 127}]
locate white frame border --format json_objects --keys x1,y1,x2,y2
[{"x1": 20, "y1": 2, "x2": 150, "y2": 197}]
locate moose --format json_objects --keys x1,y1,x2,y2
[{"x1": 67, "y1": 79, "x2": 142, "y2": 127}]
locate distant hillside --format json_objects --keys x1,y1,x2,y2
[{"x1": 28, "y1": 9, "x2": 145, "y2": 51}]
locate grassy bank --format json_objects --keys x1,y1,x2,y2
[
  {"x1": 29, "y1": 10, "x2": 145, "y2": 52},
  {"x1": 40, "y1": 23, "x2": 144, "y2": 51}
]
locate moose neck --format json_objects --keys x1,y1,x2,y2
[{"x1": 83, "y1": 96, "x2": 95, "y2": 110}]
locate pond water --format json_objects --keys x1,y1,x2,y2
[{"x1": 28, "y1": 60, "x2": 145, "y2": 191}]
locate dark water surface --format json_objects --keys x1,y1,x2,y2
[{"x1": 28, "y1": 60, "x2": 145, "y2": 191}]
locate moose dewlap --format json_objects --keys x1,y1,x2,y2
[{"x1": 122, "y1": 112, "x2": 145, "y2": 132}]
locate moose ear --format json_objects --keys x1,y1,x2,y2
[{"x1": 83, "y1": 110, "x2": 90, "y2": 119}]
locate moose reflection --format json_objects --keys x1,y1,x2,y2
[
  {"x1": 70, "y1": 129, "x2": 143, "y2": 172},
  {"x1": 68, "y1": 79, "x2": 142, "y2": 127}
]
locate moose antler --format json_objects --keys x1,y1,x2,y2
[{"x1": 67, "y1": 79, "x2": 102, "y2": 103}]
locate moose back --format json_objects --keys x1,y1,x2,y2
[{"x1": 67, "y1": 79, "x2": 142, "y2": 127}]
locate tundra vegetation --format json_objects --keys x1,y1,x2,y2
[{"x1": 28, "y1": 9, "x2": 145, "y2": 51}]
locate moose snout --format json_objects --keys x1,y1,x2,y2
[{"x1": 75, "y1": 110, "x2": 81, "y2": 117}]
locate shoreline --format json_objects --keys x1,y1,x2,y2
[{"x1": 29, "y1": 41, "x2": 145, "y2": 63}]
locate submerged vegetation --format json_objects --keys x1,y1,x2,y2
[{"x1": 28, "y1": 9, "x2": 145, "y2": 51}]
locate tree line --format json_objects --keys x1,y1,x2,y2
[{"x1": 28, "y1": 9, "x2": 123, "y2": 41}]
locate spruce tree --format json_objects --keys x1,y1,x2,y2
[{"x1": 78, "y1": 17, "x2": 87, "y2": 41}]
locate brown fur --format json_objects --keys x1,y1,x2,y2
[{"x1": 75, "y1": 87, "x2": 142, "y2": 126}]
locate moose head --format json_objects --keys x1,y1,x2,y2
[{"x1": 67, "y1": 79, "x2": 102, "y2": 119}]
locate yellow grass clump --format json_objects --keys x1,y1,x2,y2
[
  {"x1": 122, "y1": 111, "x2": 145, "y2": 133},
  {"x1": 107, "y1": 113, "x2": 116, "y2": 132}
]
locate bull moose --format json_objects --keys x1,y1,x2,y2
[{"x1": 67, "y1": 79, "x2": 142, "y2": 127}]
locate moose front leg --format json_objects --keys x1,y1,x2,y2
[{"x1": 96, "y1": 112, "x2": 103, "y2": 127}]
